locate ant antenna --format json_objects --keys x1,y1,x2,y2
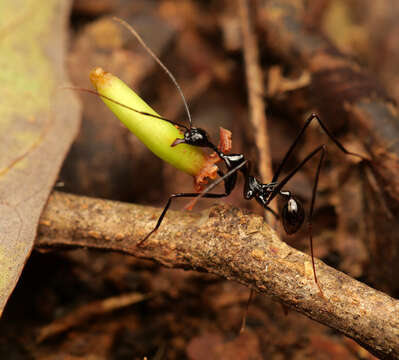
[
  {"x1": 113, "y1": 17, "x2": 193, "y2": 129},
  {"x1": 62, "y1": 86, "x2": 189, "y2": 130}
]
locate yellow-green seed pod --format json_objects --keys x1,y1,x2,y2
[{"x1": 90, "y1": 68, "x2": 208, "y2": 176}]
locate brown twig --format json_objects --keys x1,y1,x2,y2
[
  {"x1": 37, "y1": 292, "x2": 151, "y2": 342},
  {"x1": 37, "y1": 191, "x2": 399, "y2": 359},
  {"x1": 238, "y1": 0, "x2": 274, "y2": 204},
  {"x1": 238, "y1": 0, "x2": 277, "y2": 330},
  {"x1": 238, "y1": 0, "x2": 278, "y2": 250}
]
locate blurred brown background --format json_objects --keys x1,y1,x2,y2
[{"x1": 3, "y1": 0, "x2": 399, "y2": 358}]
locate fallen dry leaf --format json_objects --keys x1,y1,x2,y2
[{"x1": 0, "y1": 0, "x2": 80, "y2": 314}]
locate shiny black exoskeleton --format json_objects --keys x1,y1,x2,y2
[{"x1": 171, "y1": 127, "x2": 214, "y2": 149}]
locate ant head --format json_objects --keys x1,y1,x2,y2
[
  {"x1": 281, "y1": 195, "x2": 305, "y2": 234},
  {"x1": 171, "y1": 127, "x2": 212, "y2": 148}
]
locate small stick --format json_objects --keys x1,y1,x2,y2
[
  {"x1": 37, "y1": 292, "x2": 151, "y2": 342},
  {"x1": 238, "y1": 0, "x2": 276, "y2": 221},
  {"x1": 238, "y1": 0, "x2": 277, "y2": 331}
]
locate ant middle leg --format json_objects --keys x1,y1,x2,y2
[
  {"x1": 265, "y1": 206, "x2": 279, "y2": 219},
  {"x1": 307, "y1": 145, "x2": 326, "y2": 297}
]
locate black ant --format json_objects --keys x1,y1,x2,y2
[
  {"x1": 84, "y1": 18, "x2": 366, "y2": 295},
  {"x1": 139, "y1": 111, "x2": 363, "y2": 295}
]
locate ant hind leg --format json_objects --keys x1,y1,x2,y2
[
  {"x1": 266, "y1": 145, "x2": 327, "y2": 297},
  {"x1": 272, "y1": 113, "x2": 365, "y2": 183}
]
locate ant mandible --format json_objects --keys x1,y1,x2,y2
[{"x1": 105, "y1": 19, "x2": 366, "y2": 295}]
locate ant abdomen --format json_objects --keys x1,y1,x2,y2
[{"x1": 282, "y1": 196, "x2": 305, "y2": 234}]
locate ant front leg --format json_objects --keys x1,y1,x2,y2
[
  {"x1": 139, "y1": 156, "x2": 247, "y2": 247},
  {"x1": 139, "y1": 160, "x2": 249, "y2": 246},
  {"x1": 138, "y1": 191, "x2": 230, "y2": 247}
]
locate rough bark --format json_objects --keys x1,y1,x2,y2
[{"x1": 37, "y1": 191, "x2": 399, "y2": 359}]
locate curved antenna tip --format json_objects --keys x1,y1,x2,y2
[{"x1": 113, "y1": 17, "x2": 193, "y2": 129}]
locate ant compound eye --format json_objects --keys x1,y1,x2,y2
[{"x1": 282, "y1": 197, "x2": 305, "y2": 234}]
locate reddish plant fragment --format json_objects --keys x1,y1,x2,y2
[
  {"x1": 218, "y1": 127, "x2": 232, "y2": 153},
  {"x1": 189, "y1": 127, "x2": 233, "y2": 209}
]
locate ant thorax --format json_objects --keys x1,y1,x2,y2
[
  {"x1": 221, "y1": 153, "x2": 245, "y2": 169},
  {"x1": 244, "y1": 176, "x2": 265, "y2": 200}
]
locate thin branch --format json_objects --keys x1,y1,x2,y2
[
  {"x1": 238, "y1": 0, "x2": 277, "y2": 225},
  {"x1": 37, "y1": 191, "x2": 399, "y2": 360},
  {"x1": 37, "y1": 292, "x2": 151, "y2": 342},
  {"x1": 238, "y1": 0, "x2": 277, "y2": 327}
]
